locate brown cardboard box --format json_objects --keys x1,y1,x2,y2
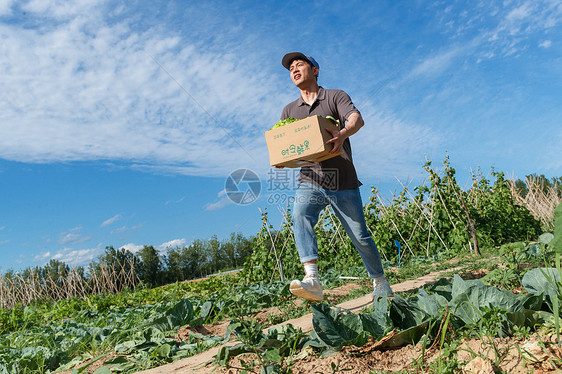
[{"x1": 264, "y1": 115, "x2": 342, "y2": 168}]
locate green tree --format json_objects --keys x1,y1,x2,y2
[
  {"x1": 186, "y1": 239, "x2": 206, "y2": 279},
  {"x1": 90, "y1": 246, "x2": 138, "y2": 290},
  {"x1": 136, "y1": 245, "x2": 162, "y2": 287},
  {"x1": 165, "y1": 247, "x2": 186, "y2": 282},
  {"x1": 222, "y1": 232, "x2": 254, "y2": 269},
  {"x1": 206, "y1": 235, "x2": 224, "y2": 275},
  {"x1": 41, "y1": 259, "x2": 70, "y2": 282},
  {"x1": 94, "y1": 246, "x2": 137, "y2": 272},
  {"x1": 235, "y1": 233, "x2": 255, "y2": 266},
  {"x1": 514, "y1": 173, "x2": 562, "y2": 197}
]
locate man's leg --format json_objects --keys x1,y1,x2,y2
[
  {"x1": 290, "y1": 182, "x2": 328, "y2": 301},
  {"x1": 328, "y1": 188, "x2": 393, "y2": 298}
]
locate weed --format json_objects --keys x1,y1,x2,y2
[
  {"x1": 217, "y1": 317, "x2": 307, "y2": 374},
  {"x1": 315, "y1": 360, "x2": 352, "y2": 374},
  {"x1": 481, "y1": 267, "x2": 520, "y2": 290}
]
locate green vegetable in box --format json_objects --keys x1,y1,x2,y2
[
  {"x1": 271, "y1": 117, "x2": 298, "y2": 129},
  {"x1": 270, "y1": 116, "x2": 337, "y2": 130}
]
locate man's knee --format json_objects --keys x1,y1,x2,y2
[
  {"x1": 356, "y1": 235, "x2": 375, "y2": 249},
  {"x1": 293, "y1": 211, "x2": 317, "y2": 230}
]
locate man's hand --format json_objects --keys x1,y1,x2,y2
[
  {"x1": 325, "y1": 127, "x2": 347, "y2": 154},
  {"x1": 325, "y1": 112, "x2": 364, "y2": 154}
]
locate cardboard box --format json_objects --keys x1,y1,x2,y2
[{"x1": 264, "y1": 115, "x2": 342, "y2": 168}]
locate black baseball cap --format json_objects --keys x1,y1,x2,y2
[{"x1": 282, "y1": 52, "x2": 319, "y2": 70}]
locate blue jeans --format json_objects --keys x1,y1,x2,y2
[{"x1": 292, "y1": 182, "x2": 385, "y2": 278}]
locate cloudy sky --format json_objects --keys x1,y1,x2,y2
[{"x1": 1, "y1": 0, "x2": 561, "y2": 271}]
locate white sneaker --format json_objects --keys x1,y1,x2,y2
[
  {"x1": 290, "y1": 275, "x2": 323, "y2": 301},
  {"x1": 372, "y1": 275, "x2": 393, "y2": 299}
]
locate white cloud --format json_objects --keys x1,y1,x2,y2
[
  {"x1": 33, "y1": 246, "x2": 100, "y2": 266},
  {"x1": 110, "y1": 224, "x2": 142, "y2": 235},
  {"x1": 57, "y1": 227, "x2": 91, "y2": 245},
  {"x1": 110, "y1": 226, "x2": 128, "y2": 234},
  {"x1": 408, "y1": 47, "x2": 465, "y2": 78},
  {"x1": 0, "y1": 0, "x2": 16, "y2": 16},
  {"x1": 158, "y1": 238, "x2": 187, "y2": 251},
  {"x1": 33, "y1": 251, "x2": 52, "y2": 262},
  {"x1": 539, "y1": 40, "x2": 552, "y2": 48},
  {"x1": 487, "y1": 1, "x2": 562, "y2": 57},
  {"x1": 407, "y1": 1, "x2": 562, "y2": 78},
  {"x1": 505, "y1": 3, "x2": 532, "y2": 24},
  {"x1": 21, "y1": 0, "x2": 101, "y2": 18},
  {"x1": 205, "y1": 197, "x2": 233, "y2": 211},
  {"x1": 165, "y1": 196, "x2": 185, "y2": 205},
  {"x1": 427, "y1": 1, "x2": 562, "y2": 67},
  {"x1": 49, "y1": 246, "x2": 101, "y2": 266},
  {"x1": 204, "y1": 189, "x2": 234, "y2": 211},
  {"x1": 0, "y1": 2, "x2": 284, "y2": 178},
  {"x1": 353, "y1": 109, "x2": 442, "y2": 180},
  {"x1": 100, "y1": 214, "x2": 121, "y2": 228},
  {"x1": 119, "y1": 243, "x2": 143, "y2": 253}
]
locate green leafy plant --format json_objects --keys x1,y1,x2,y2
[
  {"x1": 1, "y1": 163, "x2": 559, "y2": 373},
  {"x1": 217, "y1": 318, "x2": 308, "y2": 373},
  {"x1": 270, "y1": 117, "x2": 298, "y2": 129},
  {"x1": 521, "y1": 202, "x2": 562, "y2": 341},
  {"x1": 481, "y1": 267, "x2": 520, "y2": 290}
]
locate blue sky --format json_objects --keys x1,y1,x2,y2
[{"x1": 1, "y1": 0, "x2": 561, "y2": 271}]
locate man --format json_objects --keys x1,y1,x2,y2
[{"x1": 279, "y1": 52, "x2": 393, "y2": 302}]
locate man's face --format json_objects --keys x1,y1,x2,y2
[{"x1": 289, "y1": 59, "x2": 318, "y2": 87}]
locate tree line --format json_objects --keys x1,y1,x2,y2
[{"x1": 1, "y1": 232, "x2": 254, "y2": 292}]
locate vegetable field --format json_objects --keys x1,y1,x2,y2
[{"x1": 1, "y1": 161, "x2": 562, "y2": 373}]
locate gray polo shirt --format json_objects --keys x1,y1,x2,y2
[{"x1": 281, "y1": 87, "x2": 362, "y2": 190}]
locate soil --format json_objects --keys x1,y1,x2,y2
[
  {"x1": 57, "y1": 352, "x2": 119, "y2": 374},
  {"x1": 178, "y1": 320, "x2": 232, "y2": 340},
  {"x1": 207, "y1": 334, "x2": 562, "y2": 374}
]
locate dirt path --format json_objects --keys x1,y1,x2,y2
[{"x1": 136, "y1": 267, "x2": 463, "y2": 374}]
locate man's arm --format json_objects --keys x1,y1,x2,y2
[{"x1": 325, "y1": 111, "x2": 364, "y2": 154}]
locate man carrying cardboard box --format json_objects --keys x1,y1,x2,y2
[{"x1": 279, "y1": 52, "x2": 393, "y2": 302}]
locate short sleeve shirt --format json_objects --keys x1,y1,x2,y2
[{"x1": 281, "y1": 87, "x2": 362, "y2": 190}]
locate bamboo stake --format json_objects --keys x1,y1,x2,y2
[
  {"x1": 0, "y1": 271, "x2": 4, "y2": 309},
  {"x1": 374, "y1": 189, "x2": 417, "y2": 258},
  {"x1": 395, "y1": 177, "x2": 450, "y2": 253},
  {"x1": 509, "y1": 176, "x2": 561, "y2": 230},
  {"x1": 327, "y1": 208, "x2": 349, "y2": 251},
  {"x1": 434, "y1": 186, "x2": 458, "y2": 230},
  {"x1": 366, "y1": 225, "x2": 388, "y2": 261},
  {"x1": 258, "y1": 208, "x2": 285, "y2": 283},
  {"x1": 456, "y1": 190, "x2": 480, "y2": 255}
]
